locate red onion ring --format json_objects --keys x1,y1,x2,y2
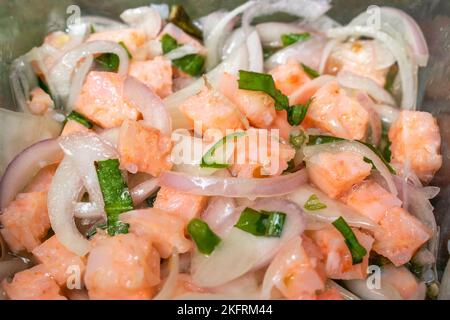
[
  {"x1": 0, "y1": 138, "x2": 63, "y2": 210},
  {"x1": 123, "y1": 76, "x2": 172, "y2": 134},
  {"x1": 130, "y1": 178, "x2": 159, "y2": 206},
  {"x1": 158, "y1": 169, "x2": 308, "y2": 199}
]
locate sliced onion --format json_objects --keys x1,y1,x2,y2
[
  {"x1": 326, "y1": 280, "x2": 360, "y2": 300},
  {"x1": 242, "y1": 0, "x2": 331, "y2": 32},
  {"x1": 59, "y1": 132, "x2": 119, "y2": 216},
  {"x1": 191, "y1": 198, "x2": 305, "y2": 287},
  {"x1": 73, "y1": 202, "x2": 104, "y2": 220},
  {"x1": 198, "y1": 10, "x2": 232, "y2": 42},
  {"x1": 255, "y1": 22, "x2": 308, "y2": 48},
  {"x1": 123, "y1": 76, "x2": 172, "y2": 134},
  {"x1": 66, "y1": 54, "x2": 94, "y2": 112},
  {"x1": 80, "y1": 16, "x2": 127, "y2": 31},
  {"x1": 0, "y1": 138, "x2": 63, "y2": 210},
  {"x1": 318, "y1": 38, "x2": 339, "y2": 73},
  {"x1": 337, "y1": 71, "x2": 396, "y2": 106},
  {"x1": 159, "y1": 169, "x2": 307, "y2": 199},
  {"x1": 130, "y1": 178, "x2": 159, "y2": 206},
  {"x1": 348, "y1": 6, "x2": 429, "y2": 67},
  {"x1": 344, "y1": 279, "x2": 403, "y2": 300},
  {"x1": 98, "y1": 127, "x2": 120, "y2": 148},
  {"x1": 48, "y1": 157, "x2": 90, "y2": 256},
  {"x1": 201, "y1": 197, "x2": 238, "y2": 238},
  {"x1": 286, "y1": 184, "x2": 378, "y2": 230},
  {"x1": 327, "y1": 26, "x2": 417, "y2": 110},
  {"x1": 120, "y1": 6, "x2": 162, "y2": 39},
  {"x1": 265, "y1": 34, "x2": 327, "y2": 71},
  {"x1": 205, "y1": 1, "x2": 256, "y2": 70},
  {"x1": 374, "y1": 103, "x2": 400, "y2": 125},
  {"x1": 305, "y1": 14, "x2": 342, "y2": 32},
  {"x1": 154, "y1": 251, "x2": 179, "y2": 300},
  {"x1": 303, "y1": 140, "x2": 397, "y2": 195},
  {"x1": 49, "y1": 40, "x2": 130, "y2": 104},
  {"x1": 211, "y1": 272, "x2": 261, "y2": 299},
  {"x1": 354, "y1": 91, "x2": 382, "y2": 146},
  {"x1": 246, "y1": 30, "x2": 264, "y2": 73},
  {"x1": 163, "y1": 44, "x2": 249, "y2": 130},
  {"x1": 164, "y1": 44, "x2": 199, "y2": 60}
]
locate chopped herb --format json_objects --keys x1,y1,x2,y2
[
  {"x1": 289, "y1": 131, "x2": 307, "y2": 150},
  {"x1": 263, "y1": 47, "x2": 279, "y2": 60},
  {"x1": 66, "y1": 111, "x2": 93, "y2": 129},
  {"x1": 301, "y1": 63, "x2": 320, "y2": 79},
  {"x1": 90, "y1": 24, "x2": 96, "y2": 34},
  {"x1": 380, "y1": 122, "x2": 392, "y2": 162},
  {"x1": 169, "y1": 5, "x2": 203, "y2": 40},
  {"x1": 86, "y1": 222, "x2": 107, "y2": 239},
  {"x1": 283, "y1": 159, "x2": 296, "y2": 174},
  {"x1": 160, "y1": 33, "x2": 205, "y2": 76},
  {"x1": 172, "y1": 54, "x2": 205, "y2": 77},
  {"x1": 304, "y1": 194, "x2": 327, "y2": 211},
  {"x1": 234, "y1": 207, "x2": 286, "y2": 237},
  {"x1": 332, "y1": 216, "x2": 367, "y2": 264},
  {"x1": 363, "y1": 156, "x2": 377, "y2": 170},
  {"x1": 287, "y1": 98, "x2": 313, "y2": 126},
  {"x1": 238, "y1": 70, "x2": 289, "y2": 110},
  {"x1": 38, "y1": 76, "x2": 51, "y2": 96},
  {"x1": 188, "y1": 219, "x2": 221, "y2": 255},
  {"x1": 368, "y1": 252, "x2": 391, "y2": 266},
  {"x1": 281, "y1": 32, "x2": 311, "y2": 47},
  {"x1": 384, "y1": 64, "x2": 398, "y2": 94},
  {"x1": 96, "y1": 159, "x2": 134, "y2": 236},
  {"x1": 95, "y1": 42, "x2": 132, "y2": 72},
  {"x1": 307, "y1": 134, "x2": 396, "y2": 174},
  {"x1": 161, "y1": 33, "x2": 180, "y2": 54},
  {"x1": 145, "y1": 187, "x2": 160, "y2": 208},
  {"x1": 201, "y1": 131, "x2": 246, "y2": 168}
]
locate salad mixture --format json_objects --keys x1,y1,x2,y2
[{"x1": 0, "y1": 0, "x2": 447, "y2": 300}]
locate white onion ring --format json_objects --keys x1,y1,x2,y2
[
  {"x1": 205, "y1": 1, "x2": 256, "y2": 70},
  {"x1": 327, "y1": 26, "x2": 417, "y2": 110},
  {"x1": 120, "y1": 6, "x2": 162, "y2": 39},
  {"x1": 337, "y1": 71, "x2": 396, "y2": 106},
  {"x1": 153, "y1": 251, "x2": 179, "y2": 300},
  {"x1": 158, "y1": 169, "x2": 308, "y2": 199},
  {"x1": 130, "y1": 178, "x2": 159, "y2": 206},
  {"x1": 0, "y1": 138, "x2": 63, "y2": 210},
  {"x1": 48, "y1": 157, "x2": 90, "y2": 256},
  {"x1": 201, "y1": 197, "x2": 238, "y2": 238},
  {"x1": 191, "y1": 198, "x2": 305, "y2": 287},
  {"x1": 348, "y1": 6, "x2": 429, "y2": 67},
  {"x1": 49, "y1": 40, "x2": 130, "y2": 104},
  {"x1": 123, "y1": 76, "x2": 172, "y2": 134},
  {"x1": 67, "y1": 55, "x2": 94, "y2": 112},
  {"x1": 246, "y1": 30, "x2": 263, "y2": 73},
  {"x1": 164, "y1": 44, "x2": 199, "y2": 60},
  {"x1": 255, "y1": 22, "x2": 308, "y2": 48}
]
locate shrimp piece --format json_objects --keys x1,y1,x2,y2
[
  {"x1": 340, "y1": 180, "x2": 402, "y2": 223},
  {"x1": 75, "y1": 71, "x2": 141, "y2": 128},
  {"x1": 230, "y1": 129, "x2": 295, "y2": 177},
  {"x1": 303, "y1": 81, "x2": 369, "y2": 140},
  {"x1": 306, "y1": 151, "x2": 372, "y2": 199},
  {"x1": 159, "y1": 23, "x2": 206, "y2": 56},
  {"x1": 154, "y1": 187, "x2": 208, "y2": 223},
  {"x1": 128, "y1": 56, "x2": 173, "y2": 98},
  {"x1": 61, "y1": 120, "x2": 92, "y2": 136},
  {"x1": 267, "y1": 110, "x2": 293, "y2": 141},
  {"x1": 388, "y1": 110, "x2": 442, "y2": 183},
  {"x1": 373, "y1": 207, "x2": 432, "y2": 267},
  {"x1": 121, "y1": 208, "x2": 192, "y2": 259},
  {"x1": 24, "y1": 164, "x2": 58, "y2": 193},
  {"x1": 265, "y1": 236, "x2": 326, "y2": 300},
  {"x1": 27, "y1": 87, "x2": 53, "y2": 115},
  {"x1": 219, "y1": 73, "x2": 276, "y2": 128},
  {"x1": 87, "y1": 28, "x2": 146, "y2": 56},
  {"x1": 84, "y1": 233, "x2": 160, "y2": 300},
  {"x1": 179, "y1": 84, "x2": 247, "y2": 135},
  {"x1": 307, "y1": 227, "x2": 374, "y2": 280},
  {"x1": 2, "y1": 264, "x2": 66, "y2": 300},
  {"x1": 32, "y1": 235, "x2": 86, "y2": 286},
  {"x1": 0, "y1": 192, "x2": 50, "y2": 253},
  {"x1": 325, "y1": 40, "x2": 390, "y2": 87},
  {"x1": 269, "y1": 59, "x2": 311, "y2": 96},
  {"x1": 118, "y1": 120, "x2": 172, "y2": 176},
  {"x1": 316, "y1": 287, "x2": 344, "y2": 300},
  {"x1": 381, "y1": 265, "x2": 425, "y2": 300}
]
